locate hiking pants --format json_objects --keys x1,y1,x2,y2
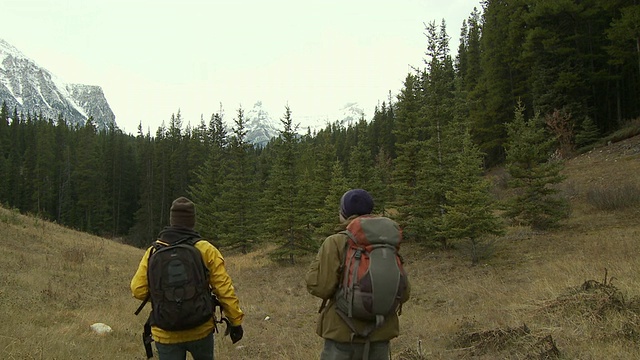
[
  {"x1": 155, "y1": 331, "x2": 214, "y2": 360},
  {"x1": 320, "y1": 339, "x2": 390, "y2": 360}
]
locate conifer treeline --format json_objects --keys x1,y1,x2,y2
[{"x1": 0, "y1": 1, "x2": 638, "y2": 260}]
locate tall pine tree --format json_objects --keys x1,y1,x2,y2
[
  {"x1": 217, "y1": 108, "x2": 259, "y2": 253},
  {"x1": 265, "y1": 106, "x2": 315, "y2": 263}
]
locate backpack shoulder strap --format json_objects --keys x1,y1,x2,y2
[
  {"x1": 134, "y1": 244, "x2": 158, "y2": 316},
  {"x1": 318, "y1": 232, "x2": 350, "y2": 314},
  {"x1": 184, "y1": 237, "x2": 203, "y2": 246},
  {"x1": 337, "y1": 230, "x2": 353, "y2": 273},
  {"x1": 168, "y1": 236, "x2": 201, "y2": 246},
  {"x1": 151, "y1": 236, "x2": 202, "y2": 251}
]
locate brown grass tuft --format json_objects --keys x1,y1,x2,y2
[{"x1": 585, "y1": 182, "x2": 640, "y2": 211}]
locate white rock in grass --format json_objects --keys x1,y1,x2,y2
[{"x1": 90, "y1": 322, "x2": 113, "y2": 335}]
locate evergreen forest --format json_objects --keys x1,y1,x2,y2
[{"x1": 0, "y1": 1, "x2": 639, "y2": 262}]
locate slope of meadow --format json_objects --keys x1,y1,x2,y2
[{"x1": 1, "y1": 136, "x2": 640, "y2": 359}]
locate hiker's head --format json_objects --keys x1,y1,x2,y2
[
  {"x1": 170, "y1": 197, "x2": 196, "y2": 228},
  {"x1": 340, "y1": 189, "x2": 374, "y2": 219}
]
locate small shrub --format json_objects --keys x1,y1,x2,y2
[
  {"x1": 457, "y1": 237, "x2": 497, "y2": 265},
  {"x1": 586, "y1": 183, "x2": 640, "y2": 211},
  {"x1": 545, "y1": 108, "x2": 575, "y2": 159}
]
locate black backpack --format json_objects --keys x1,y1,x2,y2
[{"x1": 145, "y1": 236, "x2": 213, "y2": 331}]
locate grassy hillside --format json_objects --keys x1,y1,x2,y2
[{"x1": 1, "y1": 136, "x2": 640, "y2": 359}]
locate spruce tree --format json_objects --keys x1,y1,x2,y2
[
  {"x1": 441, "y1": 127, "x2": 504, "y2": 264},
  {"x1": 307, "y1": 130, "x2": 336, "y2": 228},
  {"x1": 396, "y1": 20, "x2": 457, "y2": 248},
  {"x1": 33, "y1": 116, "x2": 56, "y2": 217},
  {"x1": 217, "y1": 108, "x2": 259, "y2": 253},
  {"x1": 71, "y1": 117, "x2": 103, "y2": 232},
  {"x1": 574, "y1": 116, "x2": 600, "y2": 149},
  {"x1": 129, "y1": 125, "x2": 158, "y2": 246},
  {"x1": 54, "y1": 115, "x2": 73, "y2": 224},
  {"x1": 421, "y1": 20, "x2": 458, "y2": 247},
  {"x1": 315, "y1": 159, "x2": 349, "y2": 238},
  {"x1": 0, "y1": 103, "x2": 10, "y2": 204},
  {"x1": 370, "y1": 147, "x2": 393, "y2": 216},
  {"x1": 265, "y1": 106, "x2": 315, "y2": 263},
  {"x1": 393, "y1": 72, "x2": 428, "y2": 242},
  {"x1": 189, "y1": 112, "x2": 228, "y2": 241},
  {"x1": 471, "y1": 0, "x2": 529, "y2": 166},
  {"x1": 347, "y1": 119, "x2": 374, "y2": 190},
  {"x1": 20, "y1": 115, "x2": 38, "y2": 213},
  {"x1": 6, "y1": 109, "x2": 24, "y2": 209},
  {"x1": 504, "y1": 102, "x2": 569, "y2": 230},
  {"x1": 295, "y1": 131, "x2": 332, "y2": 230}
]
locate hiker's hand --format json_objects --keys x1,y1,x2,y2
[{"x1": 229, "y1": 325, "x2": 243, "y2": 344}]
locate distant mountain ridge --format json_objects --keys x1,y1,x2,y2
[
  {"x1": 0, "y1": 38, "x2": 366, "y2": 142},
  {"x1": 0, "y1": 38, "x2": 115, "y2": 129},
  {"x1": 240, "y1": 101, "x2": 366, "y2": 146}
]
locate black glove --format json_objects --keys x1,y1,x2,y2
[{"x1": 229, "y1": 325, "x2": 243, "y2": 344}]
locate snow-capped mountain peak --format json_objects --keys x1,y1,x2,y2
[
  {"x1": 241, "y1": 101, "x2": 280, "y2": 147},
  {"x1": 0, "y1": 38, "x2": 115, "y2": 129}
]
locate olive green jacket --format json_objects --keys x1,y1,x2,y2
[{"x1": 305, "y1": 217, "x2": 410, "y2": 343}]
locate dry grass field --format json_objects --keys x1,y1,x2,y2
[{"x1": 1, "y1": 135, "x2": 640, "y2": 359}]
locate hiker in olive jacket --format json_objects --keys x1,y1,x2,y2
[
  {"x1": 130, "y1": 197, "x2": 244, "y2": 360},
  {"x1": 305, "y1": 189, "x2": 411, "y2": 360}
]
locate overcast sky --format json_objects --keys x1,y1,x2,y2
[{"x1": 2, "y1": 0, "x2": 481, "y2": 134}]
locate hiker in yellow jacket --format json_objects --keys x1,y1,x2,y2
[
  {"x1": 131, "y1": 197, "x2": 244, "y2": 360},
  {"x1": 306, "y1": 189, "x2": 411, "y2": 360}
]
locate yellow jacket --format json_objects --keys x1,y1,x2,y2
[{"x1": 131, "y1": 239, "x2": 244, "y2": 344}]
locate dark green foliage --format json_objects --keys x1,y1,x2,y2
[
  {"x1": 606, "y1": 3, "x2": 640, "y2": 123},
  {"x1": 440, "y1": 127, "x2": 505, "y2": 264},
  {"x1": 469, "y1": 0, "x2": 529, "y2": 167},
  {"x1": 369, "y1": 147, "x2": 393, "y2": 216},
  {"x1": 369, "y1": 99, "x2": 396, "y2": 159},
  {"x1": 315, "y1": 160, "x2": 349, "y2": 238},
  {"x1": 265, "y1": 106, "x2": 316, "y2": 264},
  {"x1": 504, "y1": 103, "x2": 569, "y2": 230},
  {"x1": 128, "y1": 126, "x2": 159, "y2": 247},
  {"x1": 346, "y1": 119, "x2": 374, "y2": 190},
  {"x1": 0, "y1": 103, "x2": 9, "y2": 203},
  {"x1": 393, "y1": 20, "x2": 460, "y2": 248},
  {"x1": 575, "y1": 116, "x2": 600, "y2": 149},
  {"x1": 305, "y1": 130, "x2": 337, "y2": 228},
  {"x1": 189, "y1": 112, "x2": 228, "y2": 242},
  {"x1": 216, "y1": 108, "x2": 260, "y2": 254},
  {"x1": 71, "y1": 118, "x2": 105, "y2": 232},
  {"x1": 2, "y1": 2, "x2": 640, "y2": 261},
  {"x1": 601, "y1": 118, "x2": 640, "y2": 144},
  {"x1": 392, "y1": 73, "x2": 427, "y2": 242}
]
